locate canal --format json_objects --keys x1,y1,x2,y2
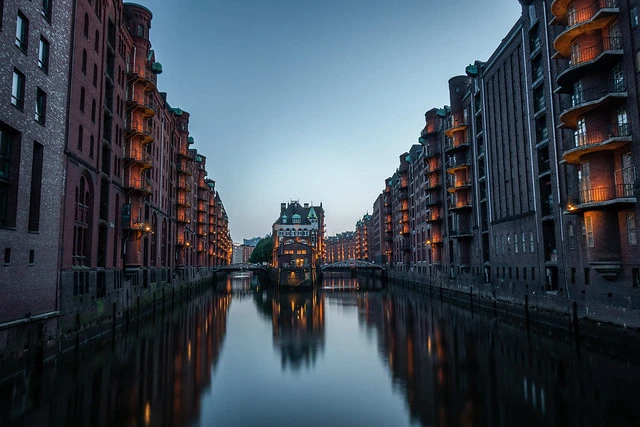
[{"x1": 1, "y1": 273, "x2": 637, "y2": 426}]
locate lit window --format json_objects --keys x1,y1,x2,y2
[
  {"x1": 11, "y1": 69, "x2": 25, "y2": 109},
  {"x1": 35, "y1": 88, "x2": 47, "y2": 124},
  {"x1": 15, "y1": 12, "x2": 29, "y2": 52},
  {"x1": 38, "y1": 36, "x2": 50, "y2": 72}
]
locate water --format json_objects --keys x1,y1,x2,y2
[{"x1": 1, "y1": 272, "x2": 638, "y2": 426}]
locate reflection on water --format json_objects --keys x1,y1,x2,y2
[
  {"x1": 0, "y1": 291, "x2": 231, "y2": 427},
  {"x1": 1, "y1": 275, "x2": 638, "y2": 426}
]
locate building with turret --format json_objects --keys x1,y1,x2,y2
[{"x1": 272, "y1": 201, "x2": 325, "y2": 268}]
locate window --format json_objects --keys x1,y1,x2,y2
[
  {"x1": 42, "y1": 0, "x2": 52, "y2": 21},
  {"x1": 137, "y1": 24, "x2": 144, "y2": 37},
  {"x1": 28, "y1": 142, "x2": 43, "y2": 232},
  {"x1": 522, "y1": 232, "x2": 526, "y2": 253},
  {"x1": 73, "y1": 175, "x2": 92, "y2": 266},
  {"x1": 89, "y1": 135, "x2": 94, "y2": 159},
  {"x1": 0, "y1": 126, "x2": 19, "y2": 227},
  {"x1": 528, "y1": 4, "x2": 536, "y2": 23},
  {"x1": 15, "y1": 12, "x2": 29, "y2": 52},
  {"x1": 632, "y1": 6, "x2": 639, "y2": 28},
  {"x1": 35, "y1": 88, "x2": 47, "y2": 124},
  {"x1": 84, "y1": 12, "x2": 89, "y2": 38},
  {"x1": 514, "y1": 233, "x2": 518, "y2": 253},
  {"x1": 530, "y1": 231, "x2": 535, "y2": 252},
  {"x1": 82, "y1": 49, "x2": 87, "y2": 74},
  {"x1": 10, "y1": 69, "x2": 25, "y2": 111},
  {"x1": 574, "y1": 116, "x2": 586, "y2": 147},
  {"x1": 93, "y1": 64, "x2": 98, "y2": 87},
  {"x1": 628, "y1": 213, "x2": 637, "y2": 246},
  {"x1": 91, "y1": 99, "x2": 96, "y2": 122},
  {"x1": 579, "y1": 161, "x2": 591, "y2": 202},
  {"x1": 584, "y1": 216, "x2": 594, "y2": 247},
  {"x1": 77, "y1": 125, "x2": 83, "y2": 151},
  {"x1": 94, "y1": 29, "x2": 99, "y2": 52},
  {"x1": 80, "y1": 87, "x2": 85, "y2": 112},
  {"x1": 38, "y1": 37, "x2": 50, "y2": 73}
]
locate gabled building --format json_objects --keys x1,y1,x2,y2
[{"x1": 272, "y1": 201, "x2": 325, "y2": 268}]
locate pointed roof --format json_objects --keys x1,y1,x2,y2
[{"x1": 307, "y1": 206, "x2": 317, "y2": 219}]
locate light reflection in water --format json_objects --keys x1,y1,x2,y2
[{"x1": 1, "y1": 276, "x2": 638, "y2": 427}]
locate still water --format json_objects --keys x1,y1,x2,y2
[{"x1": 1, "y1": 273, "x2": 638, "y2": 426}]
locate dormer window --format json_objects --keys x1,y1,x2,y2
[{"x1": 282, "y1": 215, "x2": 287, "y2": 224}]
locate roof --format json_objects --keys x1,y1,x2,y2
[{"x1": 273, "y1": 201, "x2": 322, "y2": 226}]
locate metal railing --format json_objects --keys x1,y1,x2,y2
[
  {"x1": 560, "y1": 79, "x2": 626, "y2": 111},
  {"x1": 567, "y1": 0, "x2": 618, "y2": 28},
  {"x1": 126, "y1": 177, "x2": 152, "y2": 193},
  {"x1": 128, "y1": 65, "x2": 157, "y2": 85},
  {"x1": 563, "y1": 123, "x2": 631, "y2": 150},
  {"x1": 577, "y1": 183, "x2": 634, "y2": 204}
]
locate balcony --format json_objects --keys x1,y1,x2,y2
[
  {"x1": 178, "y1": 178, "x2": 192, "y2": 192},
  {"x1": 176, "y1": 197, "x2": 191, "y2": 208},
  {"x1": 562, "y1": 123, "x2": 632, "y2": 164},
  {"x1": 449, "y1": 228, "x2": 474, "y2": 238},
  {"x1": 178, "y1": 150, "x2": 194, "y2": 161},
  {"x1": 444, "y1": 122, "x2": 468, "y2": 138},
  {"x1": 448, "y1": 197, "x2": 473, "y2": 210},
  {"x1": 125, "y1": 177, "x2": 152, "y2": 195},
  {"x1": 446, "y1": 157, "x2": 471, "y2": 173},
  {"x1": 124, "y1": 148, "x2": 153, "y2": 169},
  {"x1": 447, "y1": 178, "x2": 472, "y2": 193},
  {"x1": 553, "y1": 0, "x2": 619, "y2": 57},
  {"x1": 425, "y1": 196, "x2": 443, "y2": 207},
  {"x1": 124, "y1": 120, "x2": 154, "y2": 143},
  {"x1": 559, "y1": 79, "x2": 626, "y2": 127},
  {"x1": 444, "y1": 139, "x2": 470, "y2": 154},
  {"x1": 425, "y1": 210, "x2": 442, "y2": 223},
  {"x1": 176, "y1": 163, "x2": 192, "y2": 176},
  {"x1": 127, "y1": 65, "x2": 157, "y2": 91},
  {"x1": 556, "y1": 37, "x2": 622, "y2": 88},
  {"x1": 423, "y1": 148, "x2": 441, "y2": 160},
  {"x1": 425, "y1": 179, "x2": 442, "y2": 190},
  {"x1": 197, "y1": 201, "x2": 207, "y2": 212},
  {"x1": 127, "y1": 94, "x2": 155, "y2": 118},
  {"x1": 567, "y1": 183, "x2": 635, "y2": 212},
  {"x1": 424, "y1": 159, "x2": 442, "y2": 174}
]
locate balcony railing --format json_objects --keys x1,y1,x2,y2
[
  {"x1": 578, "y1": 183, "x2": 634, "y2": 204},
  {"x1": 127, "y1": 94, "x2": 156, "y2": 115},
  {"x1": 125, "y1": 177, "x2": 152, "y2": 193},
  {"x1": 128, "y1": 65, "x2": 157, "y2": 86},
  {"x1": 125, "y1": 120, "x2": 152, "y2": 137},
  {"x1": 568, "y1": 37, "x2": 622, "y2": 67},
  {"x1": 560, "y1": 79, "x2": 626, "y2": 111},
  {"x1": 563, "y1": 123, "x2": 631, "y2": 151},
  {"x1": 124, "y1": 149, "x2": 153, "y2": 166},
  {"x1": 566, "y1": 0, "x2": 618, "y2": 28},
  {"x1": 446, "y1": 156, "x2": 471, "y2": 171}
]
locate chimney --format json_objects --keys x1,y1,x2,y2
[
  {"x1": 281, "y1": 203, "x2": 286, "y2": 214},
  {"x1": 304, "y1": 203, "x2": 309, "y2": 208}
]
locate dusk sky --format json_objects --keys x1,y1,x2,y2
[{"x1": 134, "y1": 0, "x2": 522, "y2": 242}]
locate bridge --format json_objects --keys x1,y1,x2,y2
[
  {"x1": 213, "y1": 263, "x2": 270, "y2": 273},
  {"x1": 321, "y1": 260, "x2": 385, "y2": 273}
]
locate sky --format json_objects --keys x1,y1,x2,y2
[{"x1": 134, "y1": 0, "x2": 522, "y2": 242}]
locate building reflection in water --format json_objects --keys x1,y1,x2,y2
[
  {"x1": 357, "y1": 287, "x2": 639, "y2": 427},
  {"x1": 0, "y1": 291, "x2": 231, "y2": 427},
  {"x1": 254, "y1": 290, "x2": 325, "y2": 371}
]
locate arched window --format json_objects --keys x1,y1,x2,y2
[
  {"x1": 73, "y1": 174, "x2": 93, "y2": 266},
  {"x1": 94, "y1": 30, "x2": 100, "y2": 52},
  {"x1": 80, "y1": 87, "x2": 85, "y2": 112},
  {"x1": 82, "y1": 50, "x2": 87, "y2": 74},
  {"x1": 84, "y1": 13, "x2": 89, "y2": 38},
  {"x1": 113, "y1": 194, "x2": 119, "y2": 267},
  {"x1": 92, "y1": 64, "x2": 98, "y2": 87},
  {"x1": 161, "y1": 218, "x2": 167, "y2": 267},
  {"x1": 89, "y1": 135, "x2": 94, "y2": 159}
]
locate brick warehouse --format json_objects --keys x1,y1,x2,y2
[
  {"x1": 340, "y1": 0, "x2": 640, "y2": 324},
  {"x1": 0, "y1": 1, "x2": 231, "y2": 357}
]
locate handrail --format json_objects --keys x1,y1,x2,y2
[
  {"x1": 563, "y1": 123, "x2": 631, "y2": 150},
  {"x1": 560, "y1": 79, "x2": 626, "y2": 110}
]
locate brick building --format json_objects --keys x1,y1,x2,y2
[
  {"x1": 1, "y1": 0, "x2": 231, "y2": 356},
  {"x1": 0, "y1": 0, "x2": 73, "y2": 354}
]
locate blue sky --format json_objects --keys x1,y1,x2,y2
[{"x1": 135, "y1": 0, "x2": 522, "y2": 241}]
